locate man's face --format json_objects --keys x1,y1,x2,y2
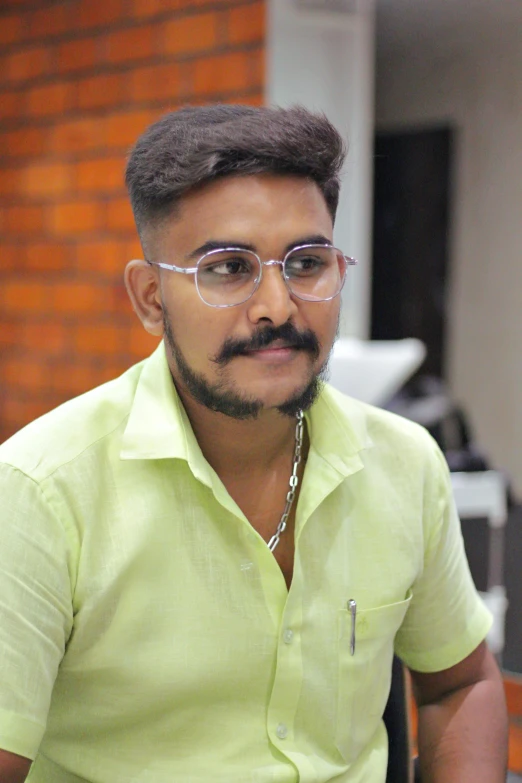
[{"x1": 152, "y1": 173, "x2": 341, "y2": 418}]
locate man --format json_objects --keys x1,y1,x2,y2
[{"x1": 0, "y1": 105, "x2": 508, "y2": 783}]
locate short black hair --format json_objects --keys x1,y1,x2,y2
[{"x1": 125, "y1": 104, "x2": 346, "y2": 248}]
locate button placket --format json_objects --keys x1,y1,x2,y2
[{"x1": 266, "y1": 590, "x2": 304, "y2": 762}]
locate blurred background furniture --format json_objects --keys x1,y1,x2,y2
[{"x1": 328, "y1": 337, "x2": 426, "y2": 405}]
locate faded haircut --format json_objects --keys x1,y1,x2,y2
[{"x1": 125, "y1": 104, "x2": 346, "y2": 250}]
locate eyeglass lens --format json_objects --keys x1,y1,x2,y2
[{"x1": 196, "y1": 246, "x2": 347, "y2": 306}]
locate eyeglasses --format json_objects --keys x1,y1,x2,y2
[{"x1": 146, "y1": 244, "x2": 357, "y2": 308}]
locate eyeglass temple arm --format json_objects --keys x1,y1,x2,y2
[{"x1": 146, "y1": 260, "x2": 198, "y2": 275}]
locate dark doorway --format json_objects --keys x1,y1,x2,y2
[{"x1": 371, "y1": 127, "x2": 454, "y2": 378}]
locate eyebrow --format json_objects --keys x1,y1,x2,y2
[
  {"x1": 186, "y1": 234, "x2": 333, "y2": 261},
  {"x1": 285, "y1": 234, "x2": 332, "y2": 253},
  {"x1": 186, "y1": 240, "x2": 256, "y2": 260}
]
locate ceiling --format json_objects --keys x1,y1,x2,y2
[{"x1": 376, "y1": 0, "x2": 522, "y2": 60}]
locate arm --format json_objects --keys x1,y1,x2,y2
[
  {"x1": 0, "y1": 749, "x2": 31, "y2": 783},
  {"x1": 0, "y1": 464, "x2": 73, "y2": 772},
  {"x1": 410, "y1": 640, "x2": 508, "y2": 783}
]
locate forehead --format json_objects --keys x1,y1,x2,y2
[{"x1": 155, "y1": 174, "x2": 333, "y2": 254}]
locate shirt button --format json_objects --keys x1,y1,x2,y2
[
  {"x1": 276, "y1": 723, "x2": 288, "y2": 739},
  {"x1": 283, "y1": 629, "x2": 294, "y2": 644}
]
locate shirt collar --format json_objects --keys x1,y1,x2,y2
[
  {"x1": 120, "y1": 341, "x2": 373, "y2": 480},
  {"x1": 304, "y1": 382, "x2": 373, "y2": 477},
  {"x1": 120, "y1": 341, "x2": 202, "y2": 466}
]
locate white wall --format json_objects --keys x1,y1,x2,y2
[
  {"x1": 376, "y1": 40, "x2": 522, "y2": 496},
  {"x1": 267, "y1": 0, "x2": 375, "y2": 338}
]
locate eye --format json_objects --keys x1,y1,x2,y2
[
  {"x1": 209, "y1": 258, "x2": 251, "y2": 276},
  {"x1": 285, "y1": 254, "x2": 325, "y2": 276},
  {"x1": 200, "y1": 253, "x2": 254, "y2": 277}
]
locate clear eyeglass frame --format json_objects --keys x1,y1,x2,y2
[{"x1": 144, "y1": 244, "x2": 358, "y2": 309}]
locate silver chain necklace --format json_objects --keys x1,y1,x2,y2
[{"x1": 267, "y1": 410, "x2": 304, "y2": 553}]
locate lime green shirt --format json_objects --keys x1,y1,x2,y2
[{"x1": 0, "y1": 342, "x2": 491, "y2": 783}]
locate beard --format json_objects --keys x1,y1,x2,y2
[{"x1": 162, "y1": 312, "x2": 333, "y2": 421}]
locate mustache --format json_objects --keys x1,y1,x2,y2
[{"x1": 212, "y1": 322, "x2": 321, "y2": 366}]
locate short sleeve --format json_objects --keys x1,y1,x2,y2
[
  {"x1": 394, "y1": 442, "x2": 492, "y2": 672},
  {"x1": 0, "y1": 463, "x2": 74, "y2": 759}
]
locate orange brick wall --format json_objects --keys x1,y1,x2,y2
[{"x1": 0, "y1": 0, "x2": 265, "y2": 441}]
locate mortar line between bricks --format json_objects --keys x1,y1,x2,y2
[
  {"x1": 0, "y1": 0, "x2": 257, "y2": 16},
  {"x1": 0, "y1": 0, "x2": 262, "y2": 51},
  {"x1": 0, "y1": 87, "x2": 264, "y2": 139},
  {"x1": 0, "y1": 41, "x2": 264, "y2": 97}
]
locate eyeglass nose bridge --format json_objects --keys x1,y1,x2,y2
[
  {"x1": 249, "y1": 258, "x2": 295, "y2": 304},
  {"x1": 256, "y1": 258, "x2": 292, "y2": 290}
]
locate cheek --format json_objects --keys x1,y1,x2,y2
[
  {"x1": 166, "y1": 296, "x2": 235, "y2": 365},
  {"x1": 308, "y1": 302, "x2": 339, "y2": 347}
]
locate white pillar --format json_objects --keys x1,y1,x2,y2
[{"x1": 267, "y1": 0, "x2": 376, "y2": 338}]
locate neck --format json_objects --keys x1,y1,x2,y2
[{"x1": 174, "y1": 381, "x2": 301, "y2": 479}]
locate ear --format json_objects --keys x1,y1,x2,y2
[{"x1": 124, "y1": 260, "x2": 164, "y2": 337}]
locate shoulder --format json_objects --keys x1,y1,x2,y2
[{"x1": 0, "y1": 359, "x2": 146, "y2": 484}]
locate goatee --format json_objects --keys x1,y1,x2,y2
[{"x1": 162, "y1": 314, "x2": 329, "y2": 420}]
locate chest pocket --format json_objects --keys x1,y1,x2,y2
[{"x1": 335, "y1": 593, "x2": 412, "y2": 763}]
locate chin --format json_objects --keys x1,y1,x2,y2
[
  {"x1": 258, "y1": 375, "x2": 323, "y2": 415},
  {"x1": 247, "y1": 379, "x2": 306, "y2": 404}
]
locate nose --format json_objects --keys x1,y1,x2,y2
[{"x1": 246, "y1": 262, "x2": 298, "y2": 326}]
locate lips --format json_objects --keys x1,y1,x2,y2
[
  {"x1": 213, "y1": 324, "x2": 320, "y2": 365},
  {"x1": 244, "y1": 341, "x2": 297, "y2": 354}
]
